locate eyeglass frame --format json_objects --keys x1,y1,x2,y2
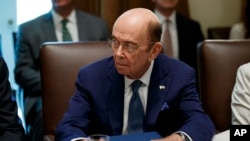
[{"x1": 108, "y1": 37, "x2": 156, "y2": 53}]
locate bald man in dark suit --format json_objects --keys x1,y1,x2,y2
[
  {"x1": 152, "y1": 0, "x2": 204, "y2": 90},
  {"x1": 56, "y1": 8, "x2": 214, "y2": 141}
]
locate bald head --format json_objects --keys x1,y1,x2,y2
[
  {"x1": 111, "y1": 8, "x2": 163, "y2": 79},
  {"x1": 115, "y1": 8, "x2": 159, "y2": 25},
  {"x1": 113, "y1": 8, "x2": 162, "y2": 42}
]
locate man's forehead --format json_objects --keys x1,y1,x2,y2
[
  {"x1": 112, "y1": 25, "x2": 147, "y2": 42},
  {"x1": 117, "y1": 8, "x2": 157, "y2": 22}
]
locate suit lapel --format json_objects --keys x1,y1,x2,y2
[
  {"x1": 106, "y1": 63, "x2": 124, "y2": 135},
  {"x1": 105, "y1": 56, "x2": 174, "y2": 133},
  {"x1": 76, "y1": 10, "x2": 87, "y2": 40},
  {"x1": 42, "y1": 12, "x2": 57, "y2": 41},
  {"x1": 145, "y1": 55, "x2": 174, "y2": 130}
]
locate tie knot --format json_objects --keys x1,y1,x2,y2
[
  {"x1": 61, "y1": 19, "x2": 69, "y2": 26},
  {"x1": 61, "y1": 18, "x2": 72, "y2": 41},
  {"x1": 166, "y1": 18, "x2": 171, "y2": 23},
  {"x1": 165, "y1": 19, "x2": 171, "y2": 28},
  {"x1": 131, "y1": 80, "x2": 142, "y2": 93}
]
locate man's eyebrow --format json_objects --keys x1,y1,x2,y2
[{"x1": 111, "y1": 36, "x2": 137, "y2": 44}]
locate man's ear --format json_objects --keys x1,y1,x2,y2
[{"x1": 149, "y1": 42, "x2": 162, "y2": 61}]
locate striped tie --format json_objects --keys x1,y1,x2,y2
[
  {"x1": 163, "y1": 19, "x2": 173, "y2": 57},
  {"x1": 61, "y1": 19, "x2": 72, "y2": 41}
]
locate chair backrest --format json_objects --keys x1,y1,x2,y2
[
  {"x1": 40, "y1": 41, "x2": 112, "y2": 141},
  {"x1": 197, "y1": 40, "x2": 250, "y2": 133},
  {"x1": 207, "y1": 27, "x2": 231, "y2": 39}
]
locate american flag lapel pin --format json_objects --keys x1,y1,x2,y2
[{"x1": 159, "y1": 85, "x2": 165, "y2": 90}]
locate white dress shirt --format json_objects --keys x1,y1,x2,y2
[
  {"x1": 51, "y1": 9, "x2": 79, "y2": 42},
  {"x1": 155, "y1": 10, "x2": 179, "y2": 59},
  {"x1": 229, "y1": 22, "x2": 246, "y2": 39},
  {"x1": 122, "y1": 61, "x2": 154, "y2": 134}
]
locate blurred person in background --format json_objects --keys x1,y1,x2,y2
[
  {"x1": 151, "y1": 0, "x2": 204, "y2": 78},
  {"x1": 230, "y1": 0, "x2": 250, "y2": 39},
  {"x1": 14, "y1": 0, "x2": 110, "y2": 140}
]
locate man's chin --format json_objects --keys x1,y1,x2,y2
[{"x1": 116, "y1": 69, "x2": 126, "y2": 75}]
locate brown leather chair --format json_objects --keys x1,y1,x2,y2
[
  {"x1": 207, "y1": 27, "x2": 231, "y2": 39},
  {"x1": 40, "y1": 41, "x2": 112, "y2": 141},
  {"x1": 197, "y1": 40, "x2": 250, "y2": 133}
]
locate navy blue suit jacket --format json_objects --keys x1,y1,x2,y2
[{"x1": 56, "y1": 54, "x2": 215, "y2": 141}]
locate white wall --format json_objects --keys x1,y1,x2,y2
[
  {"x1": 0, "y1": 0, "x2": 51, "y2": 90},
  {"x1": 17, "y1": 0, "x2": 51, "y2": 25},
  {"x1": 189, "y1": 0, "x2": 243, "y2": 38},
  {"x1": 0, "y1": 0, "x2": 17, "y2": 89}
]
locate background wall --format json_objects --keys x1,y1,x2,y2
[
  {"x1": 75, "y1": 0, "x2": 244, "y2": 38},
  {"x1": 0, "y1": 0, "x2": 17, "y2": 89},
  {"x1": 189, "y1": 0, "x2": 243, "y2": 38}
]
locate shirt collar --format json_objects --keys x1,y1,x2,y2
[
  {"x1": 51, "y1": 9, "x2": 77, "y2": 25},
  {"x1": 124, "y1": 60, "x2": 154, "y2": 88},
  {"x1": 154, "y1": 9, "x2": 176, "y2": 25}
]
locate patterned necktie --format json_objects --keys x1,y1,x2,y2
[
  {"x1": 163, "y1": 19, "x2": 173, "y2": 57},
  {"x1": 61, "y1": 19, "x2": 72, "y2": 41},
  {"x1": 127, "y1": 80, "x2": 144, "y2": 134}
]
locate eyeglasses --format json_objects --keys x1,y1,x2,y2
[{"x1": 108, "y1": 38, "x2": 155, "y2": 53}]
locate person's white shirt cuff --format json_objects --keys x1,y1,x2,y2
[
  {"x1": 70, "y1": 137, "x2": 87, "y2": 141},
  {"x1": 173, "y1": 131, "x2": 192, "y2": 141}
]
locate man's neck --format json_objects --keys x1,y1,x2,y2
[
  {"x1": 156, "y1": 7, "x2": 174, "y2": 18},
  {"x1": 54, "y1": 7, "x2": 74, "y2": 18}
]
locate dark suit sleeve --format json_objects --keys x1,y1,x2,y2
[
  {"x1": 14, "y1": 23, "x2": 42, "y2": 94},
  {"x1": 178, "y1": 69, "x2": 215, "y2": 141},
  {"x1": 0, "y1": 58, "x2": 26, "y2": 140}
]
